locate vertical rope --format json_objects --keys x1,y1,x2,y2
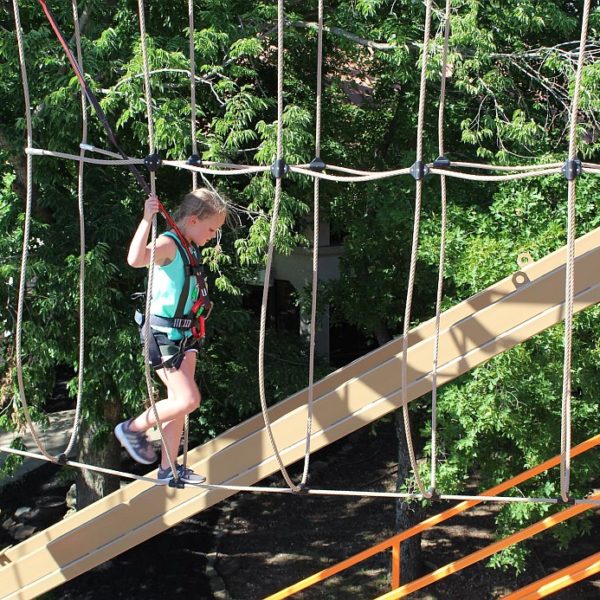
[
  {"x1": 298, "y1": 0, "x2": 325, "y2": 487},
  {"x1": 62, "y1": 0, "x2": 88, "y2": 458},
  {"x1": 257, "y1": 0, "x2": 302, "y2": 492},
  {"x1": 400, "y1": 0, "x2": 434, "y2": 498},
  {"x1": 182, "y1": 0, "x2": 199, "y2": 470},
  {"x1": 12, "y1": 0, "x2": 55, "y2": 461},
  {"x1": 560, "y1": 0, "x2": 591, "y2": 503},
  {"x1": 188, "y1": 0, "x2": 198, "y2": 191},
  {"x1": 429, "y1": 0, "x2": 452, "y2": 495},
  {"x1": 137, "y1": 0, "x2": 178, "y2": 479}
]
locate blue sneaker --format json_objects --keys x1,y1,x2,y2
[
  {"x1": 114, "y1": 419, "x2": 157, "y2": 465},
  {"x1": 156, "y1": 463, "x2": 206, "y2": 486}
]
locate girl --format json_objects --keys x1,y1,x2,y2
[{"x1": 115, "y1": 188, "x2": 227, "y2": 485}]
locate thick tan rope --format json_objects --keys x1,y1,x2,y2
[
  {"x1": 25, "y1": 147, "x2": 589, "y2": 183},
  {"x1": 12, "y1": 0, "x2": 56, "y2": 462},
  {"x1": 179, "y1": 0, "x2": 200, "y2": 474},
  {"x1": 429, "y1": 0, "x2": 452, "y2": 495},
  {"x1": 62, "y1": 0, "x2": 88, "y2": 459},
  {"x1": 256, "y1": 0, "x2": 303, "y2": 492},
  {"x1": 12, "y1": 0, "x2": 86, "y2": 462},
  {"x1": 13, "y1": 0, "x2": 87, "y2": 461},
  {"x1": 427, "y1": 166, "x2": 561, "y2": 182},
  {"x1": 188, "y1": 0, "x2": 199, "y2": 191},
  {"x1": 298, "y1": 0, "x2": 326, "y2": 487},
  {"x1": 137, "y1": 0, "x2": 178, "y2": 480},
  {"x1": 1, "y1": 446, "x2": 599, "y2": 505},
  {"x1": 400, "y1": 0, "x2": 435, "y2": 499},
  {"x1": 560, "y1": 0, "x2": 592, "y2": 503}
]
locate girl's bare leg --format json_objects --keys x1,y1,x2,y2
[{"x1": 129, "y1": 351, "x2": 200, "y2": 469}]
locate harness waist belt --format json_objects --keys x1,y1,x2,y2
[{"x1": 149, "y1": 314, "x2": 194, "y2": 330}]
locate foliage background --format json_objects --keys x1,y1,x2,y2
[{"x1": 0, "y1": 0, "x2": 599, "y2": 572}]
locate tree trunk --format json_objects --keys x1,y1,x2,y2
[
  {"x1": 393, "y1": 409, "x2": 423, "y2": 583},
  {"x1": 75, "y1": 394, "x2": 123, "y2": 509},
  {"x1": 373, "y1": 321, "x2": 392, "y2": 347},
  {"x1": 372, "y1": 323, "x2": 423, "y2": 582}
]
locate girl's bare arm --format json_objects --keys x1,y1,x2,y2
[{"x1": 127, "y1": 195, "x2": 176, "y2": 267}]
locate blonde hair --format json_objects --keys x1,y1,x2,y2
[{"x1": 173, "y1": 188, "x2": 228, "y2": 226}]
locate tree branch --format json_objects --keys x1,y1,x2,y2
[
  {"x1": 290, "y1": 20, "x2": 409, "y2": 51},
  {"x1": 0, "y1": 127, "x2": 51, "y2": 223},
  {"x1": 107, "y1": 68, "x2": 227, "y2": 106}
]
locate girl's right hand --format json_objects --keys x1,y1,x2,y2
[{"x1": 143, "y1": 194, "x2": 160, "y2": 221}]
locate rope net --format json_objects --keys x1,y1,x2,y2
[{"x1": 5, "y1": 0, "x2": 599, "y2": 506}]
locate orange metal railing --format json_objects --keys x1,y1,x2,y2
[
  {"x1": 265, "y1": 434, "x2": 600, "y2": 600},
  {"x1": 374, "y1": 491, "x2": 600, "y2": 599},
  {"x1": 503, "y1": 551, "x2": 600, "y2": 599}
]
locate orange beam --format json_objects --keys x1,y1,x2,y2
[
  {"x1": 391, "y1": 542, "x2": 400, "y2": 589},
  {"x1": 265, "y1": 434, "x2": 600, "y2": 599},
  {"x1": 374, "y1": 493, "x2": 600, "y2": 599},
  {"x1": 502, "y1": 551, "x2": 600, "y2": 599}
]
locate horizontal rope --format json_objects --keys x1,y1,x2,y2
[
  {"x1": 80, "y1": 144, "x2": 268, "y2": 172},
  {"x1": 25, "y1": 147, "x2": 600, "y2": 183},
  {"x1": 290, "y1": 165, "x2": 412, "y2": 182},
  {"x1": 2, "y1": 446, "x2": 598, "y2": 505},
  {"x1": 163, "y1": 159, "x2": 269, "y2": 176},
  {"x1": 26, "y1": 147, "x2": 144, "y2": 165},
  {"x1": 430, "y1": 166, "x2": 562, "y2": 182},
  {"x1": 452, "y1": 161, "x2": 564, "y2": 171}
]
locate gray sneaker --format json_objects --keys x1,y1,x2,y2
[
  {"x1": 156, "y1": 463, "x2": 206, "y2": 486},
  {"x1": 114, "y1": 419, "x2": 157, "y2": 465}
]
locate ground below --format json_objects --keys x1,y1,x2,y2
[{"x1": 1, "y1": 419, "x2": 598, "y2": 599}]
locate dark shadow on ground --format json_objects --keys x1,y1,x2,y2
[{"x1": 1, "y1": 420, "x2": 598, "y2": 600}]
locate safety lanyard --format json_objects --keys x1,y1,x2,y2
[{"x1": 38, "y1": 0, "x2": 211, "y2": 311}]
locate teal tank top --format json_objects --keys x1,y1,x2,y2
[{"x1": 149, "y1": 231, "x2": 199, "y2": 341}]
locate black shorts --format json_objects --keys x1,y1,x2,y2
[{"x1": 141, "y1": 327, "x2": 197, "y2": 371}]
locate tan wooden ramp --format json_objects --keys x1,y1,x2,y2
[{"x1": 2, "y1": 225, "x2": 600, "y2": 599}]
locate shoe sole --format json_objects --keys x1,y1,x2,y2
[
  {"x1": 114, "y1": 423, "x2": 157, "y2": 465},
  {"x1": 154, "y1": 474, "x2": 207, "y2": 486}
]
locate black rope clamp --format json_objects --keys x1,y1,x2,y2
[
  {"x1": 144, "y1": 153, "x2": 163, "y2": 172},
  {"x1": 309, "y1": 157, "x2": 326, "y2": 172},
  {"x1": 168, "y1": 477, "x2": 185, "y2": 489},
  {"x1": 410, "y1": 160, "x2": 430, "y2": 181},
  {"x1": 426, "y1": 487, "x2": 441, "y2": 501},
  {"x1": 556, "y1": 495, "x2": 576, "y2": 506},
  {"x1": 433, "y1": 155, "x2": 451, "y2": 168},
  {"x1": 561, "y1": 158, "x2": 582, "y2": 181},
  {"x1": 187, "y1": 153, "x2": 202, "y2": 167},
  {"x1": 270, "y1": 158, "x2": 289, "y2": 179},
  {"x1": 56, "y1": 453, "x2": 68, "y2": 466},
  {"x1": 294, "y1": 482, "x2": 310, "y2": 494}
]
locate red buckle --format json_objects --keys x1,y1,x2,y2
[
  {"x1": 191, "y1": 298, "x2": 213, "y2": 320},
  {"x1": 192, "y1": 315, "x2": 205, "y2": 339}
]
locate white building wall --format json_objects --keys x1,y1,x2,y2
[{"x1": 271, "y1": 221, "x2": 342, "y2": 360}]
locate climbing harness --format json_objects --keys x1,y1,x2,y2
[{"x1": 135, "y1": 232, "x2": 210, "y2": 367}]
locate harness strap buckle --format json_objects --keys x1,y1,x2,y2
[
  {"x1": 171, "y1": 317, "x2": 193, "y2": 329},
  {"x1": 148, "y1": 314, "x2": 194, "y2": 330}
]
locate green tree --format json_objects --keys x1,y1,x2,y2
[
  {"x1": 1, "y1": 0, "x2": 599, "y2": 583},
  {"x1": 0, "y1": 0, "x2": 320, "y2": 507}
]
